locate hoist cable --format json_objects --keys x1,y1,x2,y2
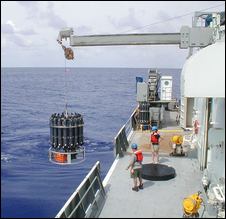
[{"x1": 64, "y1": 57, "x2": 68, "y2": 117}]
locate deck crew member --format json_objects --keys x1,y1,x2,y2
[
  {"x1": 126, "y1": 143, "x2": 143, "y2": 192},
  {"x1": 150, "y1": 126, "x2": 161, "y2": 164}
]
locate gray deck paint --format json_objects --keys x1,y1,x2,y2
[
  {"x1": 55, "y1": 109, "x2": 216, "y2": 218},
  {"x1": 99, "y1": 110, "x2": 211, "y2": 218},
  {"x1": 99, "y1": 152, "x2": 203, "y2": 218}
]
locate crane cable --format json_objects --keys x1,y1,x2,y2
[
  {"x1": 64, "y1": 57, "x2": 68, "y2": 117},
  {"x1": 118, "y1": 3, "x2": 225, "y2": 34},
  {"x1": 57, "y1": 39, "x2": 74, "y2": 118}
]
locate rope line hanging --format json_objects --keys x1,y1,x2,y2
[
  {"x1": 57, "y1": 39, "x2": 75, "y2": 117},
  {"x1": 64, "y1": 57, "x2": 68, "y2": 117}
]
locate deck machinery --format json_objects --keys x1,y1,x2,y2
[{"x1": 136, "y1": 68, "x2": 178, "y2": 130}]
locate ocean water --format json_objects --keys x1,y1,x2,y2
[{"x1": 1, "y1": 67, "x2": 181, "y2": 218}]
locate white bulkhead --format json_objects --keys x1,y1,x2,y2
[{"x1": 180, "y1": 37, "x2": 225, "y2": 201}]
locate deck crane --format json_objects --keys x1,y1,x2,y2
[
  {"x1": 57, "y1": 25, "x2": 213, "y2": 49},
  {"x1": 51, "y1": 12, "x2": 219, "y2": 165}
]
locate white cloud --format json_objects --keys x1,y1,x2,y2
[
  {"x1": 2, "y1": 33, "x2": 33, "y2": 49},
  {"x1": 108, "y1": 8, "x2": 141, "y2": 31},
  {"x1": 1, "y1": 20, "x2": 37, "y2": 35},
  {"x1": 16, "y1": 1, "x2": 38, "y2": 7},
  {"x1": 1, "y1": 36, "x2": 7, "y2": 50},
  {"x1": 1, "y1": 22, "x2": 15, "y2": 34},
  {"x1": 17, "y1": 1, "x2": 67, "y2": 29},
  {"x1": 41, "y1": 2, "x2": 67, "y2": 29},
  {"x1": 16, "y1": 1, "x2": 40, "y2": 19},
  {"x1": 1, "y1": 20, "x2": 38, "y2": 50},
  {"x1": 10, "y1": 35, "x2": 33, "y2": 47},
  {"x1": 75, "y1": 25, "x2": 93, "y2": 35}
]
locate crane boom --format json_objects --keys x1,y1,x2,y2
[
  {"x1": 68, "y1": 33, "x2": 181, "y2": 47},
  {"x1": 57, "y1": 26, "x2": 214, "y2": 49}
]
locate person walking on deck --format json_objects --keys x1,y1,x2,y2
[
  {"x1": 150, "y1": 126, "x2": 161, "y2": 164},
  {"x1": 126, "y1": 143, "x2": 143, "y2": 192}
]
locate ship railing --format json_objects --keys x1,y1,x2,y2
[
  {"x1": 55, "y1": 161, "x2": 105, "y2": 218},
  {"x1": 113, "y1": 105, "x2": 138, "y2": 157}
]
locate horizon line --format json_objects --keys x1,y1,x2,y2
[{"x1": 1, "y1": 66, "x2": 182, "y2": 69}]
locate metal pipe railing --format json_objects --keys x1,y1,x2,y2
[
  {"x1": 114, "y1": 106, "x2": 138, "y2": 157},
  {"x1": 55, "y1": 161, "x2": 105, "y2": 218}
]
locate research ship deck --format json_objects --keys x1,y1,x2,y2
[
  {"x1": 55, "y1": 109, "x2": 217, "y2": 218},
  {"x1": 99, "y1": 154, "x2": 202, "y2": 218},
  {"x1": 99, "y1": 111, "x2": 214, "y2": 218}
]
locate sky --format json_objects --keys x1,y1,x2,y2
[{"x1": 1, "y1": 1, "x2": 225, "y2": 68}]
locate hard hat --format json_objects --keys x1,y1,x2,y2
[
  {"x1": 152, "y1": 126, "x2": 158, "y2": 131},
  {"x1": 172, "y1": 135, "x2": 183, "y2": 144},
  {"x1": 131, "y1": 143, "x2": 138, "y2": 149},
  {"x1": 172, "y1": 136, "x2": 179, "y2": 143}
]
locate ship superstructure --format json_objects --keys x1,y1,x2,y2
[{"x1": 179, "y1": 12, "x2": 225, "y2": 218}]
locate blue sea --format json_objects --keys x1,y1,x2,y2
[{"x1": 1, "y1": 67, "x2": 181, "y2": 218}]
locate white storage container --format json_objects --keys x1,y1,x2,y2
[{"x1": 160, "y1": 76, "x2": 172, "y2": 100}]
